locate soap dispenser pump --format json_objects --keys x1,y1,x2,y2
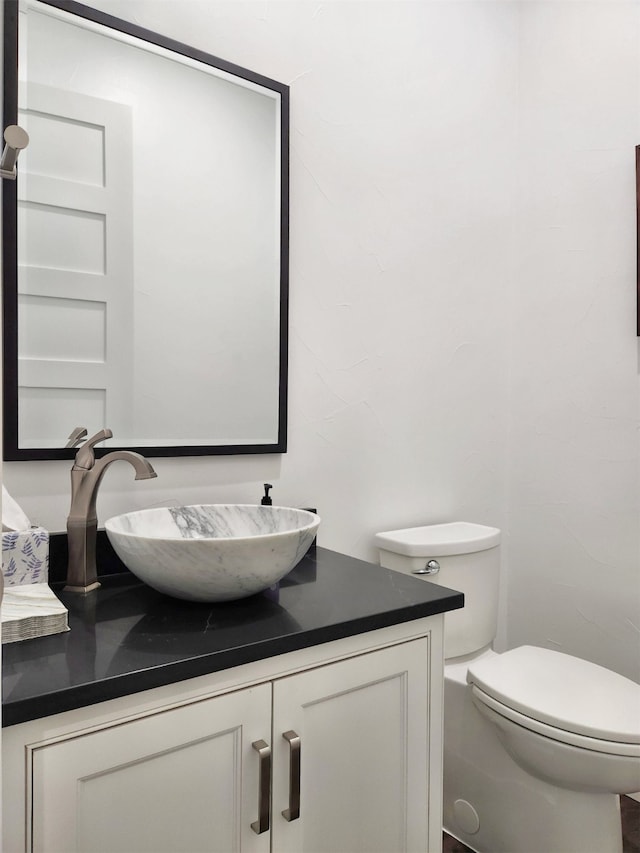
[{"x1": 261, "y1": 484, "x2": 273, "y2": 506}]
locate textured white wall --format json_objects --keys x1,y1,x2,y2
[
  {"x1": 3, "y1": 2, "x2": 639, "y2": 677},
  {"x1": 507, "y1": 2, "x2": 640, "y2": 680}
]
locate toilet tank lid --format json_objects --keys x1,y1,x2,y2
[
  {"x1": 467, "y1": 646, "x2": 640, "y2": 744},
  {"x1": 375, "y1": 522, "x2": 500, "y2": 557}
]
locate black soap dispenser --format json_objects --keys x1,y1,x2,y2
[{"x1": 261, "y1": 483, "x2": 273, "y2": 506}]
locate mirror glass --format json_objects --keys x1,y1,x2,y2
[{"x1": 3, "y1": 0, "x2": 289, "y2": 460}]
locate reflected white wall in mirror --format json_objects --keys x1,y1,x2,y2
[{"x1": 9, "y1": 0, "x2": 287, "y2": 455}]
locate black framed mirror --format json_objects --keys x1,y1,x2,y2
[{"x1": 3, "y1": 0, "x2": 289, "y2": 460}]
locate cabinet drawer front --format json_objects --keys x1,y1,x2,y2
[
  {"x1": 30, "y1": 684, "x2": 271, "y2": 853},
  {"x1": 272, "y1": 638, "x2": 431, "y2": 853}
]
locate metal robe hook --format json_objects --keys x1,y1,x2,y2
[{"x1": 0, "y1": 124, "x2": 29, "y2": 180}]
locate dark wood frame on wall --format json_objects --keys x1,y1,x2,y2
[{"x1": 636, "y1": 146, "x2": 640, "y2": 335}]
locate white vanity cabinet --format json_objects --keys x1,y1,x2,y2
[
  {"x1": 271, "y1": 638, "x2": 432, "y2": 853},
  {"x1": 3, "y1": 619, "x2": 444, "y2": 853},
  {"x1": 31, "y1": 683, "x2": 273, "y2": 853}
]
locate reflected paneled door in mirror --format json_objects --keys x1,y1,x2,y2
[{"x1": 2, "y1": 0, "x2": 289, "y2": 459}]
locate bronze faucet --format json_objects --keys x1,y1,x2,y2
[{"x1": 65, "y1": 428, "x2": 157, "y2": 593}]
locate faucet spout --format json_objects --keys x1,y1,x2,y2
[{"x1": 65, "y1": 429, "x2": 157, "y2": 593}]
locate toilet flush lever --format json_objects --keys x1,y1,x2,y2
[{"x1": 412, "y1": 559, "x2": 440, "y2": 576}]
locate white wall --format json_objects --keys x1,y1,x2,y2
[
  {"x1": 508, "y1": 2, "x2": 640, "y2": 681},
  {"x1": 3, "y1": 1, "x2": 638, "y2": 678}
]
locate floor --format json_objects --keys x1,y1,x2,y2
[{"x1": 442, "y1": 794, "x2": 640, "y2": 853}]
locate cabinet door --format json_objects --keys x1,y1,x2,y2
[
  {"x1": 271, "y1": 639, "x2": 431, "y2": 853},
  {"x1": 29, "y1": 684, "x2": 271, "y2": 853}
]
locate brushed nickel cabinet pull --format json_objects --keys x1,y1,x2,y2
[
  {"x1": 281, "y1": 730, "x2": 301, "y2": 822},
  {"x1": 251, "y1": 739, "x2": 271, "y2": 834}
]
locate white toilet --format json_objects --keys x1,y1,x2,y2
[{"x1": 375, "y1": 522, "x2": 640, "y2": 853}]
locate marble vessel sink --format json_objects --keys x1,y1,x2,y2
[{"x1": 104, "y1": 504, "x2": 320, "y2": 602}]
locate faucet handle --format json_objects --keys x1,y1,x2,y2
[
  {"x1": 65, "y1": 426, "x2": 88, "y2": 449},
  {"x1": 73, "y1": 428, "x2": 114, "y2": 469}
]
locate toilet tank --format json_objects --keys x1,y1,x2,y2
[{"x1": 375, "y1": 522, "x2": 501, "y2": 659}]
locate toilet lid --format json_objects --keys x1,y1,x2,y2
[
  {"x1": 467, "y1": 646, "x2": 640, "y2": 744},
  {"x1": 375, "y1": 521, "x2": 500, "y2": 556}
]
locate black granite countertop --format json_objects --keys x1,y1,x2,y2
[{"x1": 2, "y1": 547, "x2": 463, "y2": 727}]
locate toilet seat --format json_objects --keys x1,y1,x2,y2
[
  {"x1": 470, "y1": 685, "x2": 640, "y2": 757},
  {"x1": 467, "y1": 645, "x2": 640, "y2": 750}
]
